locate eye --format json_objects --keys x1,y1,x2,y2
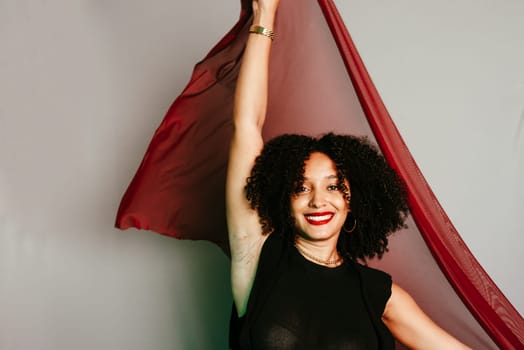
[
  {"x1": 327, "y1": 184, "x2": 340, "y2": 191},
  {"x1": 294, "y1": 185, "x2": 309, "y2": 194}
]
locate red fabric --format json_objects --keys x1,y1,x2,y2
[
  {"x1": 115, "y1": 2, "x2": 253, "y2": 249},
  {"x1": 116, "y1": 0, "x2": 523, "y2": 348}
]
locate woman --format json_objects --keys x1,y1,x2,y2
[{"x1": 227, "y1": 1, "x2": 471, "y2": 348}]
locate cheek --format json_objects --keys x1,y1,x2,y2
[
  {"x1": 343, "y1": 198, "x2": 350, "y2": 211},
  {"x1": 331, "y1": 193, "x2": 349, "y2": 211},
  {"x1": 289, "y1": 198, "x2": 301, "y2": 215},
  {"x1": 289, "y1": 197, "x2": 299, "y2": 218},
  {"x1": 289, "y1": 196, "x2": 310, "y2": 219}
]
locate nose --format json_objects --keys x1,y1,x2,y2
[{"x1": 308, "y1": 190, "x2": 326, "y2": 209}]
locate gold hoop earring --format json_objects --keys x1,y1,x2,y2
[{"x1": 343, "y1": 213, "x2": 357, "y2": 233}]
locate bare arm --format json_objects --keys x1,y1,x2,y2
[
  {"x1": 383, "y1": 284, "x2": 472, "y2": 350},
  {"x1": 227, "y1": 0, "x2": 280, "y2": 317}
]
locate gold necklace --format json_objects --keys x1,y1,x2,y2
[{"x1": 294, "y1": 244, "x2": 343, "y2": 266}]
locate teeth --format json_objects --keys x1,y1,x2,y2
[{"x1": 306, "y1": 214, "x2": 332, "y2": 221}]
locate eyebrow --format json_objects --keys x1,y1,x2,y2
[{"x1": 303, "y1": 175, "x2": 338, "y2": 180}]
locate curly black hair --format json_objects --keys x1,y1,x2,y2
[{"x1": 245, "y1": 133, "x2": 409, "y2": 262}]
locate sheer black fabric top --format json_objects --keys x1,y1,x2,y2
[{"x1": 230, "y1": 233, "x2": 395, "y2": 350}]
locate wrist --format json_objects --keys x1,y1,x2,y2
[
  {"x1": 252, "y1": 11, "x2": 276, "y2": 30},
  {"x1": 249, "y1": 25, "x2": 274, "y2": 41}
]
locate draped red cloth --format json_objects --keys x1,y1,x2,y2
[{"x1": 116, "y1": 0, "x2": 523, "y2": 348}]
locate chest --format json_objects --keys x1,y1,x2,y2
[{"x1": 251, "y1": 254, "x2": 379, "y2": 349}]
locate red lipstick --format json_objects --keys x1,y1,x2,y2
[{"x1": 304, "y1": 212, "x2": 334, "y2": 225}]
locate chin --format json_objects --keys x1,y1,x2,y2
[{"x1": 299, "y1": 230, "x2": 340, "y2": 242}]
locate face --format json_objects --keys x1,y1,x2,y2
[{"x1": 290, "y1": 152, "x2": 350, "y2": 243}]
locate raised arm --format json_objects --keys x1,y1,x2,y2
[
  {"x1": 226, "y1": 0, "x2": 280, "y2": 316},
  {"x1": 383, "y1": 284, "x2": 472, "y2": 349}
]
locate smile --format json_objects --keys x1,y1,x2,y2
[{"x1": 304, "y1": 212, "x2": 334, "y2": 225}]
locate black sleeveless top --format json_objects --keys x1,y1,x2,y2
[{"x1": 230, "y1": 233, "x2": 395, "y2": 350}]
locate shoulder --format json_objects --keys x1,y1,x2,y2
[
  {"x1": 353, "y1": 263, "x2": 392, "y2": 291},
  {"x1": 257, "y1": 232, "x2": 287, "y2": 271},
  {"x1": 353, "y1": 263, "x2": 392, "y2": 314},
  {"x1": 233, "y1": 232, "x2": 286, "y2": 317}
]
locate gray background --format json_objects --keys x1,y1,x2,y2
[{"x1": 1, "y1": 0, "x2": 523, "y2": 348}]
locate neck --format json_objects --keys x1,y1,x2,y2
[{"x1": 294, "y1": 237, "x2": 343, "y2": 266}]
